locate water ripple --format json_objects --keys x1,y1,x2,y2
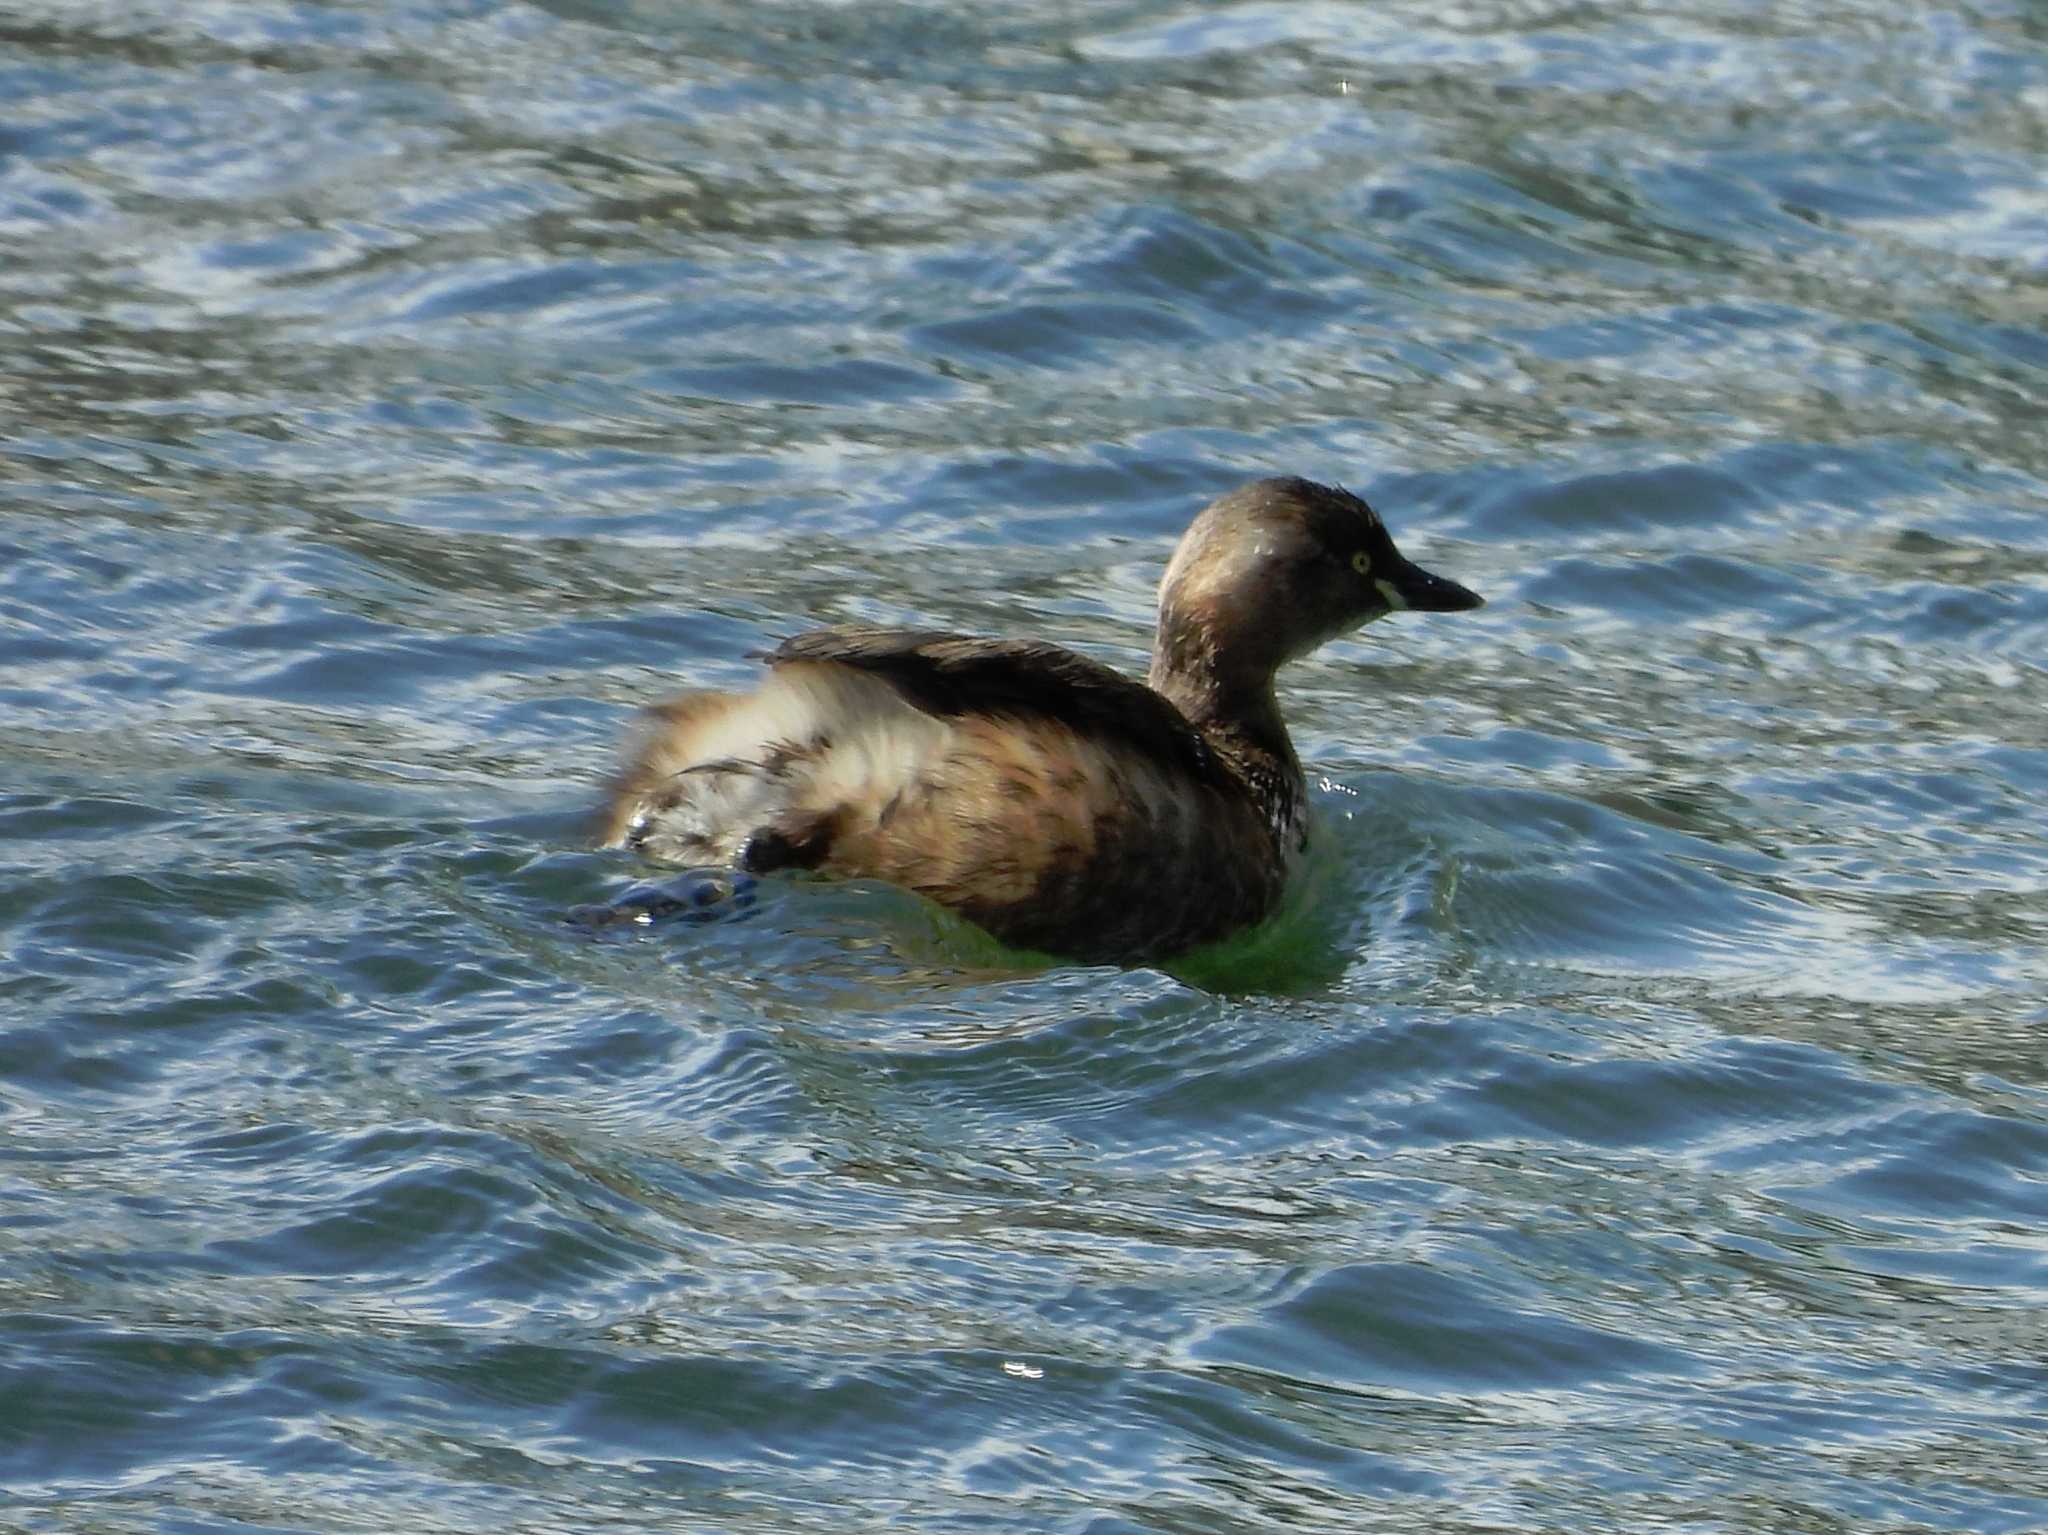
[{"x1": 6, "y1": 0, "x2": 2048, "y2": 1530}]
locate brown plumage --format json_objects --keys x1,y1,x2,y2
[{"x1": 598, "y1": 477, "x2": 1483, "y2": 963}]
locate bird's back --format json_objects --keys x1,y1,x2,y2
[{"x1": 599, "y1": 630, "x2": 1290, "y2": 961}]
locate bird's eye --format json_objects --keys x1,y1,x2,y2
[{"x1": 1350, "y1": 550, "x2": 1372, "y2": 575}]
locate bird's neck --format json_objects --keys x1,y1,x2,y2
[{"x1": 1148, "y1": 644, "x2": 1306, "y2": 843}]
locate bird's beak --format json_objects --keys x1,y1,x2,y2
[{"x1": 1378, "y1": 552, "x2": 1484, "y2": 613}]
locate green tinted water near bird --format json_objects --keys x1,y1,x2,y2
[{"x1": 4, "y1": 1, "x2": 2048, "y2": 1531}]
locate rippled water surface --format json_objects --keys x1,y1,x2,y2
[{"x1": 7, "y1": 0, "x2": 2048, "y2": 1530}]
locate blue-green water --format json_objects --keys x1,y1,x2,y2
[{"x1": 6, "y1": 1, "x2": 2048, "y2": 1530}]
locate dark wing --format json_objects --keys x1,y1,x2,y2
[{"x1": 761, "y1": 626, "x2": 1224, "y2": 786}]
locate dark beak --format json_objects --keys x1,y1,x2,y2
[{"x1": 1386, "y1": 553, "x2": 1484, "y2": 613}]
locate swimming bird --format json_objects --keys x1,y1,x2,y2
[{"x1": 598, "y1": 476, "x2": 1482, "y2": 963}]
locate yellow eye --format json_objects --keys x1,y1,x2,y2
[{"x1": 1350, "y1": 550, "x2": 1372, "y2": 575}]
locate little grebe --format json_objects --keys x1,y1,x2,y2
[{"x1": 598, "y1": 476, "x2": 1482, "y2": 962}]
